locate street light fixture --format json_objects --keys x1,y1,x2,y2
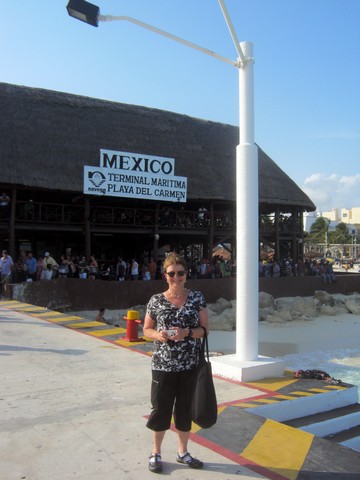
[
  {"x1": 66, "y1": 0, "x2": 284, "y2": 381},
  {"x1": 66, "y1": 0, "x2": 99, "y2": 27}
]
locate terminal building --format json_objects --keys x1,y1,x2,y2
[{"x1": 0, "y1": 82, "x2": 315, "y2": 264}]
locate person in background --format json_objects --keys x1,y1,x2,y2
[
  {"x1": 88, "y1": 255, "x2": 98, "y2": 280},
  {"x1": 116, "y1": 256, "x2": 126, "y2": 281},
  {"x1": 142, "y1": 265, "x2": 151, "y2": 281},
  {"x1": 96, "y1": 307, "x2": 106, "y2": 323},
  {"x1": 14, "y1": 251, "x2": 28, "y2": 283},
  {"x1": 36, "y1": 255, "x2": 43, "y2": 281},
  {"x1": 41, "y1": 252, "x2": 58, "y2": 280},
  {"x1": 77, "y1": 255, "x2": 88, "y2": 279},
  {"x1": 26, "y1": 251, "x2": 37, "y2": 281},
  {"x1": 148, "y1": 257, "x2": 157, "y2": 280},
  {"x1": 130, "y1": 258, "x2": 139, "y2": 280},
  {"x1": 143, "y1": 252, "x2": 209, "y2": 473},
  {"x1": 0, "y1": 250, "x2": 14, "y2": 296},
  {"x1": 58, "y1": 255, "x2": 70, "y2": 278},
  {"x1": 67, "y1": 256, "x2": 77, "y2": 278}
]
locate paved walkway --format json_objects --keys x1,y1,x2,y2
[{"x1": 1, "y1": 300, "x2": 360, "y2": 480}]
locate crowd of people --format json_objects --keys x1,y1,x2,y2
[
  {"x1": 0, "y1": 249, "x2": 236, "y2": 290},
  {"x1": 259, "y1": 256, "x2": 337, "y2": 284},
  {"x1": 1, "y1": 248, "x2": 341, "y2": 290}
]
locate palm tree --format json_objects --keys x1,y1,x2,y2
[{"x1": 309, "y1": 217, "x2": 330, "y2": 244}]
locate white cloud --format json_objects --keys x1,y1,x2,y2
[
  {"x1": 302, "y1": 173, "x2": 360, "y2": 212},
  {"x1": 339, "y1": 174, "x2": 360, "y2": 187}
]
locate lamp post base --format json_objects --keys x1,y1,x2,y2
[{"x1": 210, "y1": 354, "x2": 285, "y2": 382}]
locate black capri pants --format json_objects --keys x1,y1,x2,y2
[{"x1": 146, "y1": 369, "x2": 194, "y2": 432}]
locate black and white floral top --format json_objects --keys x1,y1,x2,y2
[{"x1": 146, "y1": 290, "x2": 207, "y2": 372}]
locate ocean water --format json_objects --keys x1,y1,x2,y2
[{"x1": 282, "y1": 348, "x2": 360, "y2": 393}]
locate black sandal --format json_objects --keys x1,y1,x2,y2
[
  {"x1": 148, "y1": 453, "x2": 162, "y2": 473},
  {"x1": 176, "y1": 452, "x2": 203, "y2": 469}
]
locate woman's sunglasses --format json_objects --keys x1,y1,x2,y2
[{"x1": 166, "y1": 270, "x2": 186, "y2": 277}]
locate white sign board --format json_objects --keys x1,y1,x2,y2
[{"x1": 83, "y1": 149, "x2": 187, "y2": 203}]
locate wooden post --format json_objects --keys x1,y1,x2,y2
[
  {"x1": 9, "y1": 187, "x2": 17, "y2": 257},
  {"x1": 84, "y1": 197, "x2": 91, "y2": 259}
]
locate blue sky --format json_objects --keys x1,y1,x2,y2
[{"x1": 2, "y1": 1, "x2": 359, "y2": 212}]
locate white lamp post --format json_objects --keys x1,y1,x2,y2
[{"x1": 66, "y1": 0, "x2": 284, "y2": 381}]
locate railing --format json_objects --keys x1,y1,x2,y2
[
  {"x1": 14, "y1": 202, "x2": 84, "y2": 224},
  {"x1": 2, "y1": 200, "x2": 235, "y2": 231}
]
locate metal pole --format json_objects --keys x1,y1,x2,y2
[{"x1": 236, "y1": 41, "x2": 259, "y2": 361}]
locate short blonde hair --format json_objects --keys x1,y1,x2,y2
[{"x1": 163, "y1": 252, "x2": 187, "y2": 273}]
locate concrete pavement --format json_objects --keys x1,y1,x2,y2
[
  {"x1": 1, "y1": 300, "x2": 360, "y2": 480},
  {"x1": 0, "y1": 302, "x2": 268, "y2": 480}
]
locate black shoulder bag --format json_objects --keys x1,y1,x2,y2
[{"x1": 190, "y1": 327, "x2": 218, "y2": 429}]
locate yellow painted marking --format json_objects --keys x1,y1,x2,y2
[
  {"x1": 232, "y1": 402, "x2": 259, "y2": 408},
  {"x1": 99, "y1": 345, "x2": 119, "y2": 349},
  {"x1": 308, "y1": 388, "x2": 329, "y2": 393},
  {"x1": 190, "y1": 422, "x2": 202, "y2": 433},
  {"x1": 5, "y1": 303, "x2": 33, "y2": 308},
  {"x1": 246, "y1": 377, "x2": 298, "y2": 391},
  {"x1": 252, "y1": 398, "x2": 280, "y2": 404},
  {"x1": 114, "y1": 338, "x2": 147, "y2": 347},
  {"x1": 291, "y1": 391, "x2": 315, "y2": 396},
  {"x1": 217, "y1": 405, "x2": 226, "y2": 414},
  {"x1": 88, "y1": 328, "x2": 126, "y2": 337},
  {"x1": 49, "y1": 316, "x2": 84, "y2": 322},
  {"x1": 241, "y1": 419, "x2": 314, "y2": 480},
  {"x1": 67, "y1": 321, "x2": 104, "y2": 328},
  {"x1": 325, "y1": 385, "x2": 346, "y2": 390},
  {"x1": 0, "y1": 300, "x2": 21, "y2": 304},
  {"x1": 31, "y1": 311, "x2": 63, "y2": 317},
  {"x1": 274, "y1": 395, "x2": 297, "y2": 400}
]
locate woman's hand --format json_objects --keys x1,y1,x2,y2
[
  {"x1": 157, "y1": 330, "x2": 169, "y2": 343},
  {"x1": 165, "y1": 327, "x2": 190, "y2": 342}
]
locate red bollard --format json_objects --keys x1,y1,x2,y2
[{"x1": 123, "y1": 310, "x2": 145, "y2": 342}]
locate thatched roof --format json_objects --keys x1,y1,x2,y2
[{"x1": 0, "y1": 82, "x2": 315, "y2": 212}]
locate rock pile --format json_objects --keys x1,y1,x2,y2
[
  {"x1": 206, "y1": 291, "x2": 360, "y2": 330},
  {"x1": 74, "y1": 291, "x2": 360, "y2": 331}
]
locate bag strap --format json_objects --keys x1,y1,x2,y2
[{"x1": 199, "y1": 326, "x2": 210, "y2": 362}]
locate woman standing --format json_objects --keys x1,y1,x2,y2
[
  {"x1": 77, "y1": 256, "x2": 88, "y2": 279},
  {"x1": 88, "y1": 255, "x2": 98, "y2": 280},
  {"x1": 143, "y1": 252, "x2": 209, "y2": 473},
  {"x1": 36, "y1": 255, "x2": 43, "y2": 281}
]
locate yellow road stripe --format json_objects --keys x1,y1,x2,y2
[
  {"x1": 4, "y1": 303, "x2": 33, "y2": 308},
  {"x1": 308, "y1": 388, "x2": 329, "y2": 393},
  {"x1": 325, "y1": 385, "x2": 346, "y2": 390},
  {"x1": 246, "y1": 378, "x2": 298, "y2": 391},
  {"x1": 49, "y1": 316, "x2": 84, "y2": 322},
  {"x1": 12, "y1": 306, "x2": 46, "y2": 312},
  {"x1": 88, "y1": 328, "x2": 126, "y2": 337},
  {"x1": 114, "y1": 338, "x2": 147, "y2": 347},
  {"x1": 67, "y1": 321, "x2": 104, "y2": 328},
  {"x1": 275, "y1": 395, "x2": 297, "y2": 400},
  {"x1": 241, "y1": 419, "x2": 314, "y2": 480},
  {"x1": 232, "y1": 402, "x2": 259, "y2": 408},
  {"x1": 291, "y1": 391, "x2": 315, "y2": 396}
]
